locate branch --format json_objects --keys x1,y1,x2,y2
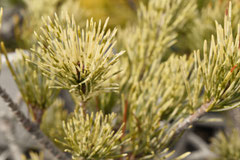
[
  {"x1": 175, "y1": 100, "x2": 214, "y2": 135},
  {"x1": 0, "y1": 86, "x2": 71, "y2": 160},
  {"x1": 121, "y1": 100, "x2": 128, "y2": 159},
  {"x1": 122, "y1": 99, "x2": 128, "y2": 138}
]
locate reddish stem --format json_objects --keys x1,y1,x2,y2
[
  {"x1": 225, "y1": 8, "x2": 228, "y2": 16},
  {"x1": 95, "y1": 96, "x2": 100, "y2": 111},
  {"x1": 239, "y1": 37, "x2": 240, "y2": 48},
  {"x1": 31, "y1": 105, "x2": 45, "y2": 124},
  {"x1": 231, "y1": 65, "x2": 237, "y2": 73},
  {"x1": 122, "y1": 99, "x2": 128, "y2": 138},
  {"x1": 120, "y1": 100, "x2": 128, "y2": 159}
]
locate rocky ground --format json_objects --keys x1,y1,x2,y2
[{"x1": 0, "y1": 54, "x2": 56, "y2": 160}]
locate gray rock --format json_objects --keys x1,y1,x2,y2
[{"x1": 0, "y1": 53, "x2": 57, "y2": 160}]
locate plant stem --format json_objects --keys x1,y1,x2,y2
[
  {"x1": 0, "y1": 85, "x2": 71, "y2": 160},
  {"x1": 122, "y1": 99, "x2": 128, "y2": 138},
  {"x1": 120, "y1": 100, "x2": 128, "y2": 159},
  {"x1": 79, "y1": 101, "x2": 86, "y2": 116},
  {"x1": 95, "y1": 96, "x2": 100, "y2": 111},
  {"x1": 175, "y1": 100, "x2": 214, "y2": 135},
  {"x1": 30, "y1": 104, "x2": 45, "y2": 124}
]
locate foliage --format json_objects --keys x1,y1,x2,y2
[
  {"x1": 59, "y1": 108, "x2": 127, "y2": 160},
  {"x1": 1, "y1": 48, "x2": 59, "y2": 123},
  {"x1": 210, "y1": 129, "x2": 240, "y2": 160},
  {"x1": 177, "y1": 0, "x2": 240, "y2": 52},
  {"x1": 191, "y1": 2, "x2": 240, "y2": 112},
  {"x1": 32, "y1": 14, "x2": 124, "y2": 102},
  {"x1": 2, "y1": 0, "x2": 240, "y2": 160},
  {"x1": 115, "y1": 1, "x2": 199, "y2": 157},
  {"x1": 29, "y1": 0, "x2": 240, "y2": 159},
  {"x1": 13, "y1": 50, "x2": 59, "y2": 110},
  {"x1": 118, "y1": 0, "x2": 196, "y2": 95}
]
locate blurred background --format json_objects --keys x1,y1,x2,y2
[{"x1": 0, "y1": 0, "x2": 145, "y2": 50}]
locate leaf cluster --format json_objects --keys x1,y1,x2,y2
[
  {"x1": 1, "y1": 48, "x2": 60, "y2": 123},
  {"x1": 118, "y1": 0, "x2": 197, "y2": 94},
  {"x1": 13, "y1": 50, "x2": 59, "y2": 110},
  {"x1": 177, "y1": 0, "x2": 240, "y2": 53},
  {"x1": 59, "y1": 109, "x2": 127, "y2": 160},
  {"x1": 191, "y1": 3, "x2": 240, "y2": 111},
  {"x1": 33, "y1": 15, "x2": 124, "y2": 102}
]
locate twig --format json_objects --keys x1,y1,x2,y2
[
  {"x1": 122, "y1": 99, "x2": 128, "y2": 138},
  {"x1": 120, "y1": 100, "x2": 128, "y2": 159},
  {"x1": 79, "y1": 101, "x2": 86, "y2": 116},
  {"x1": 175, "y1": 100, "x2": 214, "y2": 135},
  {"x1": 0, "y1": 85, "x2": 71, "y2": 160},
  {"x1": 30, "y1": 104, "x2": 45, "y2": 124},
  {"x1": 95, "y1": 96, "x2": 100, "y2": 111}
]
